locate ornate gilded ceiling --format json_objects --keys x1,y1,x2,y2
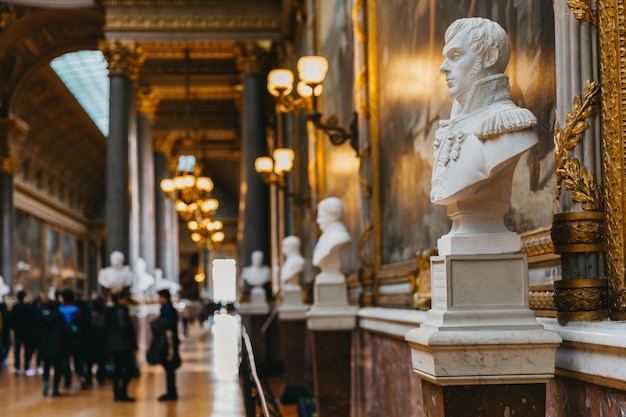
[{"x1": 0, "y1": 1, "x2": 304, "y2": 230}]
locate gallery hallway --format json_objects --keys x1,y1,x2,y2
[{"x1": 0, "y1": 314, "x2": 246, "y2": 417}]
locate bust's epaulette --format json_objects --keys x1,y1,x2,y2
[{"x1": 475, "y1": 105, "x2": 537, "y2": 140}]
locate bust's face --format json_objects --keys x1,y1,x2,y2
[
  {"x1": 251, "y1": 251, "x2": 263, "y2": 266},
  {"x1": 440, "y1": 33, "x2": 485, "y2": 100},
  {"x1": 316, "y1": 209, "x2": 332, "y2": 231}
]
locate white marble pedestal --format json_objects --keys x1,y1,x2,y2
[
  {"x1": 307, "y1": 280, "x2": 357, "y2": 331},
  {"x1": 238, "y1": 287, "x2": 270, "y2": 315},
  {"x1": 278, "y1": 286, "x2": 309, "y2": 321},
  {"x1": 405, "y1": 254, "x2": 561, "y2": 385}
]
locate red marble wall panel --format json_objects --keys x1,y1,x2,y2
[
  {"x1": 547, "y1": 376, "x2": 626, "y2": 417},
  {"x1": 352, "y1": 330, "x2": 423, "y2": 417}
]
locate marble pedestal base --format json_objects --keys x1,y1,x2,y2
[
  {"x1": 422, "y1": 380, "x2": 546, "y2": 417},
  {"x1": 238, "y1": 288, "x2": 270, "y2": 315},
  {"x1": 278, "y1": 318, "x2": 312, "y2": 404},
  {"x1": 405, "y1": 254, "x2": 561, "y2": 384},
  {"x1": 307, "y1": 281, "x2": 357, "y2": 331},
  {"x1": 307, "y1": 278, "x2": 356, "y2": 416},
  {"x1": 279, "y1": 287, "x2": 309, "y2": 321}
]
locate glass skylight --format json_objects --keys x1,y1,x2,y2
[{"x1": 51, "y1": 50, "x2": 109, "y2": 137}]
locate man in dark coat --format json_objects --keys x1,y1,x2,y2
[
  {"x1": 105, "y1": 288, "x2": 137, "y2": 402},
  {"x1": 7, "y1": 290, "x2": 39, "y2": 375},
  {"x1": 39, "y1": 299, "x2": 70, "y2": 397},
  {"x1": 154, "y1": 288, "x2": 180, "y2": 401}
]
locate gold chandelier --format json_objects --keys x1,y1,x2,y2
[{"x1": 160, "y1": 169, "x2": 218, "y2": 221}]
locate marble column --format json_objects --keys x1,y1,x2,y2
[
  {"x1": 0, "y1": 118, "x2": 28, "y2": 293},
  {"x1": 153, "y1": 132, "x2": 178, "y2": 283},
  {"x1": 136, "y1": 87, "x2": 160, "y2": 277},
  {"x1": 551, "y1": 0, "x2": 608, "y2": 321},
  {"x1": 99, "y1": 40, "x2": 144, "y2": 268},
  {"x1": 236, "y1": 43, "x2": 270, "y2": 282}
]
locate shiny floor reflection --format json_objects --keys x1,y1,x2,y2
[{"x1": 1, "y1": 316, "x2": 245, "y2": 417}]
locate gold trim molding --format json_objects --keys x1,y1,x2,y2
[{"x1": 598, "y1": 0, "x2": 626, "y2": 315}]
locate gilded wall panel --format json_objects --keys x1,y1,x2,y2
[{"x1": 368, "y1": 0, "x2": 557, "y2": 266}]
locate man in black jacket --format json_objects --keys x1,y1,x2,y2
[
  {"x1": 7, "y1": 290, "x2": 39, "y2": 376},
  {"x1": 105, "y1": 288, "x2": 137, "y2": 402},
  {"x1": 155, "y1": 288, "x2": 180, "y2": 401}
]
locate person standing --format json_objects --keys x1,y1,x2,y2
[
  {"x1": 39, "y1": 299, "x2": 70, "y2": 397},
  {"x1": 58, "y1": 289, "x2": 86, "y2": 388},
  {"x1": 152, "y1": 288, "x2": 180, "y2": 401},
  {"x1": 7, "y1": 290, "x2": 39, "y2": 376},
  {"x1": 105, "y1": 288, "x2": 137, "y2": 402}
]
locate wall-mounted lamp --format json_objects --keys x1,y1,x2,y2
[
  {"x1": 267, "y1": 55, "x2": 359, "y2": 152},
  {"x1": 254, "y1": 148, "x2": 295, "y2": 187}
]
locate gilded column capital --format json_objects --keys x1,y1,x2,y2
[
  {"x1": 99, "y1": 40, "x2": 145, "y2": 81},
  {"x1": 153, "y1": 131, "x2": 176, "y2": 155},
  {"x1": 136, "y1": 86, "x2": 160, "y2": 120},
  {"x1": 235, "y1": 42, "x2": 269, "y2": 75},
  {"x1": 0, "y1": 117, "x2": 29, "y2": 160},
  {"x1": 0, "y1": 156, "x2": 19, "y2": 174}
]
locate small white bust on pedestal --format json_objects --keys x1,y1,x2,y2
[
  {"x1": 239, "y1": 250, "x2": 271, "y2": 314},
  {"x1": 98, "y1": 251, "x2": 134, "y2": 294},
  {"x1": 279, "y1": 236, "x2": 309, "y2": 320},
  {"x1": 307, "y1": 197, "x2": 356, "y2": 331},
  {"x1": 406, "y1": 17, "x2": 561, "y2": 384}
]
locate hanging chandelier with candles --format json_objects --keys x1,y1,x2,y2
[{"x1": 159, "y1": 48, "x2": 225, "y2": 248}]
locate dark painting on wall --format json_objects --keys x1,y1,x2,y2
[
  {"x1": 14, "y1": 212, "x2": 44, "y2": 297},
  {"x1": 373, "y1": 0, "x2": 556, "y2": 265}
]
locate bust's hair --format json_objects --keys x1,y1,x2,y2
[
  {"x1": 318, "y1": 196, "x2": 344, "y2": 220},
  {"x1": 110, "y1": 250, "x2": 125, "y2": 264},
  {"x1": 445, "y1": 17, "x2": 511, "y2": 74},
  {"x1": 283, "y1": 235, "x2": 301, "y2": 251}
]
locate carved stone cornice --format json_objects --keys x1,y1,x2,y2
[
  {"x1": 136, "y1": 86, "x2": 160, "y2": 120},
  {"x1": 102, "y1": 0, "x2": 281, "y2": 38},
  {"x1": 99, "y1": 40, "x2": 145, "y2": 81}
]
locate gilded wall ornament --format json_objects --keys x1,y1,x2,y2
[
  {"x1": 598, "y1": 0, "x2": 626, "y2": 316},
  {"x1": 568, "y1": 0, "x2": 598, "y2": 26},
  {"x1": 554, "y1": 80, "x2": 603, "y2": 211}
]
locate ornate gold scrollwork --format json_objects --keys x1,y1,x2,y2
[
  {"x1": 568, "y1": 0, "x2": 598, "y2": 26},
  {"x1": 0, "y1": 156, "x2": 19, "y2": 174},
  {"x1": 597, "y1": 0, "x2": 626, "y2": 317},
  {"x1": 136, "y1": 87, "x2": 160, "y2": 121},
  {"x1": 99, "y1": 40, "x2": 145, "y2": 81},
  {"x1": 553, "y1": 278, "x2": 608, "y2": 321},
  {"x1": 554, "y1": 80, "x2": 602, "y2": 211}
]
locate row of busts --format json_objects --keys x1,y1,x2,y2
[{"x1": 241, "y1": 196, "x2": 351, "y2": 309}]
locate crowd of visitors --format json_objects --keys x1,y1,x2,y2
[{"x1": 0, "y1": 286, "x2": 184, "y2": 403}]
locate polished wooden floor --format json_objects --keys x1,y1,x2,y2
[{"x1": 1, "y1": 314, "x2": 246, "y2": 417}]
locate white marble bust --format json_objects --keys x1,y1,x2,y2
[
  {"x1": 0, "y1": 275, "x2": 9, "y2": 298},
  {"x1": 134, "y1": 257, "x2": 154, "y2": 293},
  {"x1": 97, "y1": 251, "x2": 134, "y2": 294},
  {"x1": 431, "y1": 17, "x2": 538, "y2": 255},
  {"x1": 280, "y1": 235, "x2": 305, "y2": 290},
  {"x1": 154, "y1": 268, "x2": 180, "y2": 297},
  {"x1": 241, "y1": 250, "x2": 271, "y2": 291},
  {"x1": 312, "y1": 197, "x2": 351, "y2": 283}
]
